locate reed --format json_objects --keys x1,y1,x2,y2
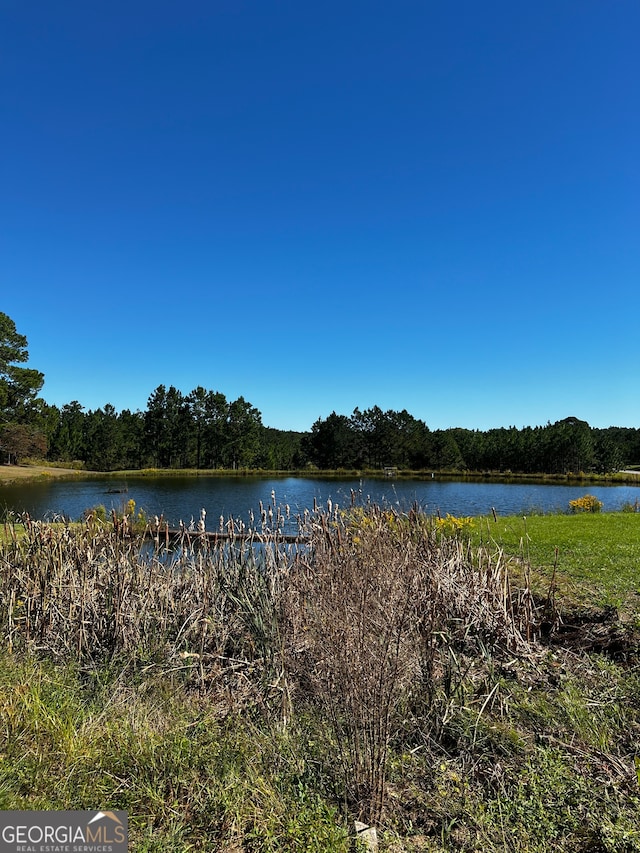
[
  {"x1": 0, "y1": 503, "x2": 555, "y2": 832},
  {"x1": 0, "y1": 513, "x2": 293, "y2": 691}
]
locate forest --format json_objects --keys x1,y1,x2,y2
[{"x1": 1, "y1": 311, "x2": 639, "y2": 473}]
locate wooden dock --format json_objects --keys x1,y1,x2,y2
[{"x1": 144, "y1": 527, "x2": 309, "y2": 545}]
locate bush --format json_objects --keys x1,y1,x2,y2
[
  {"x1": 568, "y1": 494, "x2": 603, "y2": 513},
  {"x1": 284, "y1": 504, "x2": 533, "y2": 826},
  {"x1": 83, "y1": 504, "x2": 108, "y2": 523}
]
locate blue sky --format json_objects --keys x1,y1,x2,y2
[{"x1": 1, "y1": 0, "x2": 638, "y2": 432}]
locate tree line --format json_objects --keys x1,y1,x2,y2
[
  {"x1": 1, "y1": 311, "x2": 639, "y2": 473},
  {"x1": 1, "y1": 387, "x2": 304, "y2": 472},
  {"x1": 302, "y1": 409, "x2": 637, "y2": 475}
]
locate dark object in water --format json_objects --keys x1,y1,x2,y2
[{"x1": 106, "y1": 487, "x2": 128, "y2": 494}]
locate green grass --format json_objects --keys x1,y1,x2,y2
[
  {"x1": 4, "y1": 651, "x2": 637, "y2": 852},
  {"x1": 473, "y1": 512, "x2": 640, "y2": 609},
  {"x1": 0, "y1": 656, "x2": 350, "y2": 851}
]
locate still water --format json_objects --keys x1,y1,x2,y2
[{"x1": 0, "y1": 475, "x2": 638, "y2": 525}]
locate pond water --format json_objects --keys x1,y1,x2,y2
[{"x1": 0, "y1": 475, "x2": 638, "y2": 526}]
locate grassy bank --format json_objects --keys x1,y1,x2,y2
[
  {"x1": 1, "y1": 507, "x2": 639, "y2": 851},
  {"x1": 474, "y1": 512, "x2": 640, "y2": 609},
  {"x1": 3, "y1": 461, "x2": 640, "y2": 486},
  {"x1": 0, "y1": 463, "x2": 89, "y2": 484}
]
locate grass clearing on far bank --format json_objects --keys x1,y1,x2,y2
[{"x1": 0, "y1": 463, "x2": 88, "y2": 483}]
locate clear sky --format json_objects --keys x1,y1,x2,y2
[{"x1": 1, "y1": 0, "x2": 638, "y2": 432}]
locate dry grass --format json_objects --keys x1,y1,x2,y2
[
  {"x1": 0, "y1": 503, "x2": 557, "y2": 832},
  {"x1": 0, "y1": 463, "x2": 87, "y2": 483}
]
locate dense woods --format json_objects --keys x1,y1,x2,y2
[
  {"x1": 1, "y1": 312, "x2": 639, "y2": 473},
  {"x1": 3, "y1": 391, "x2": 638, "y2": 475}
]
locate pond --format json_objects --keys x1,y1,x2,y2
[{"x1": 0, "y1": 475, "x2": 638, "y2": 526}]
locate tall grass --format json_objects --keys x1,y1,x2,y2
[{"x1": 0, "y1": 503, "x2": 555, "y2": 837}]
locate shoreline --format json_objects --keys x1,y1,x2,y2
[{"x1": 1, "y1": 463, "x2": 639, "y2": 487}]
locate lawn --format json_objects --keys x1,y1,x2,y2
[{"x1": 475, "y1": 511, "x2": 640, "y2": 609}]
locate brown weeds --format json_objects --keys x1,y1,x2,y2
[
  {"x1": 282, "y1": 505, "x2": 546, "y2": 826},
  {"x1": 0, "y1": 504, "x2": 551, "y2": 828}
]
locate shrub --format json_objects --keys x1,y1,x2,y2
[
  {"x1": 568, "y1": 494, "x2": 603, "y2": 513},
  {"x1": 284, "y1": 505, "x2": 534, "y2": 827},
  {"x1": 435, "y1": 513, "x2": 475, "y2": 537},
  {"x1": 83, "y1": 504, "x2": 108, "y2": 524}
]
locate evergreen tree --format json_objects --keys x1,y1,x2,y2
[
  {"x1": 186, "y1": 387, "x2": 228, "y2": 468},
  {"x1": 144, "y1": 385, "x2": 191, "y2": 468},
  {"x1": 222, "y1": 397, "x2": 262, "y2": 468},
  {"x1": 0, "y1": 312, "x2": 44, "y2": 421},
  {"x1": 50, "y1": 401, "x2": 85, "y2": 462},
  {"x1": 304, "y1": 412, "x2": 358, "y2": 468}
]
